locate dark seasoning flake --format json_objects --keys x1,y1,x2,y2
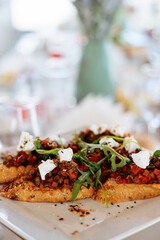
[
  {"x1": 68, "y1": 204, "x2": 91, "y2": 217},
  {"x1": 51, "y1": 201, "x2": 138, "y2": 235}
]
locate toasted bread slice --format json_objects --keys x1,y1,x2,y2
[
  {"x1": 0, "y1": 177, "x2": 94, "y2": 202},
  {"x1": 0, "y1": 164, "x2": 35, "y2": 184},
  {"x1": 92, "y1": 178, "x2": 160, "y2": 204}
]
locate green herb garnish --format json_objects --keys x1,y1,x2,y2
[
  {"x1": 34, "y1": 139, "x2": 43, "y2": 149},
  {"x1": 153, "y1": 150, "x2": 160, "y2": 158},
  {"x1": 93, "y1": 135, "x2": 125, "y2": 144},
  {"x1": 35, "y1": 148, "x2": 62, "y2": 156},
  {"x1": 86, "y1": 143, "x2": 130, "y2": 172},
  {"x1": 72, "y1": 154, "x2": 108, "y2": 207}
]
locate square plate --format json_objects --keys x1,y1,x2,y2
[
  {"x1": 0, "y1": 196, "x2": 160, "y2": 240},
  {"x1": 0, "y1": 130, "x2": 160, "y2": 240}
]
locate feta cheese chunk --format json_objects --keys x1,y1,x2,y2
[
  {"x1": 17, "y1": 131, "x2": 35, "y2": 151},
  {"x1": 109, "y1": 125, "x2": 125, "y2": 137},
  {"x1": 124, "y1": 136, "x2": 139, "y2": 153},
  {"x1": 50, "y1": 134, "x2": 66, "y2": 145},
  {"x1": 38, "y1": 160, "x2": 56, "y2": 180},
  {"x1": 58, "y1": 148, "x2": 73, "y2": 162},
  {"x1": 131, "y1": 151, "x2": 150, "y2": 169},
  {"x1": 99, "y1": 137, "x2": 119, "y2": 148},
  {"x1": 90, "y1": 124, "x2": 108, "y2": 135}
]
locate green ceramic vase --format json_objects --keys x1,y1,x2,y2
[{"x1": 76, "y1": 39, "x2": 115, "y2": 102}]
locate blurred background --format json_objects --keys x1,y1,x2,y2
[{"x1": 0, "y1": 0, "x2": 160, "y2": 150}]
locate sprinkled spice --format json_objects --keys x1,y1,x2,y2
[
  {"x1": 134, "y1": 201, "x2": 137, "y2": 204},
  {"x1": 111, "y1": 202, "x2": 114, "y2": 205},
  {"x1": 90, "y1": 209, "x2": 95, "y2": 212},
  {"x1": 54, "y1": 204, "x2": 57, "y2": 206},
  {"x1": 131, "y1": 206, "x2": 134, "y2": 208},
  {"x1": 84, "y1": 224, "x2": 90, "y2": 227},
  {"x1": 59, "y1": 218, "x2": 64, "y2": 221},
  {"x1": 68, "y1": 204, "x2": 90, "y2": 217},
  {"x1": 117, "y1": 205, "x2": 120, "y2": 207},
  {"x1": 92, "y1": 218, "x2": 95, "y2": 220},
  {"x1": 80, "y1": 222, "x2": 83, "y2": 224},
  {"x1": 71, "y1": 230, "x2": 79, "y2": 235},
  {"x1": 126, "y1": 207, "x2": 129, "y2": 209},
  {"x1": 60, "y1": 202, "x2": 63, "y2": 204}
]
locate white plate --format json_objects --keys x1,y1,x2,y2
[
  {"x1": 0, "y1": 196, "x2": 160, "y2": 240},
  {"x1": 0, "y1": 131, "x2": 160, "y2": 239}
]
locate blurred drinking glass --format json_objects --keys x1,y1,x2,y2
[{"x1": 0, "y1": 96, "x2": 43, "y2": 150}]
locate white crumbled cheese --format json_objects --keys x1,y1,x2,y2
[
  {"x1": 17, "y1": 131, "x2": 35, "y2": 151},
  {"x1": 124, "y1": 136, "x2": 139, "y2": 153},
  {"x1": 99, "y1": 137, "x2": 119, "y2": 148},
  {"x1": 131, "y1": 151, "x2": 150, "y2": 169},
  {"x1": 58, "y1": 148, "x2": 73, "y2": 162},
  {"x1": 90, "y1": 124, "x2": 108, "y2": 135},
  {"x1": 38, "y1": 160, "x2": 56, "y2": 180},
  {"x1": 50, "y1": 134, "x2": 66, "y2": 145},
  {"x1": 109, "y1": 125, "x2": 125, "y2": 137}
]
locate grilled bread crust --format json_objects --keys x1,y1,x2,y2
[
  {"x1": 0, "y1": 177, "x2": 94, "y2": 202},
  {"x1": 0, "y1": 164, "x2": 35, "y2": 183},
  {"x1": 92, "y1": 178, "x2": 160, "y2": 203}
]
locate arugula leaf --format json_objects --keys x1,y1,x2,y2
[
  {"x1": 86, "y1": 176, "x2": 93, "y2": 187},
  {"x1": 110, "y1": 154, "x2": 117, "y2": 172},
  {"x1": 116, "y1": 140, "x2": 142, "y2": 151},
  {"x1": 153, "y1": 150, "x2": 160, "y2": 157},
  {"x1": 82, "y1": 182, "x2": 89, "y2": 187},
  {"x1": 95, "y1": 168, "x2": 101, "y2": 189},
  {"x1": 93, "y1": 135, "x2": 125, "y2": 144},
  {"x1": 36, "y1": 148, "x2": 61, "y2": 156},
  {"x1": 72, "y1": 181, "x2": 82, "y2": 202},
  {"x1": 98, "y1": 180, "x2": 108, "y2": 208},
  {"x1": 43, "y1": 154, "x2": 49, "y2": 160},
  {"x1": 97, "y1": 156, "x2": 108, "y2": 165},
  {"x1": 77, "y1": 169, "x2": 90, "y2": 182},
  {"x1": 86, "y1": 143, "x2": 130, "y2": 172},
  {"x1": 34, "y1": 139, "x2": 43, "y2": 149}
]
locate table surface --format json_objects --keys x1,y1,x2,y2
[{"x1": 0, "y1": 223, "x2": 23, "y2": 240}]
